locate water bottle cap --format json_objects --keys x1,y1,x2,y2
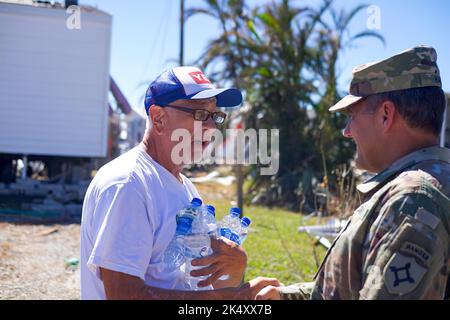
[
  {"x1": 191, "y1": 198, "x2": 203, "y2": 207},
  {"x1": 206, "y1": 205, "x2": 216, "y2": 216},
  {"x1": 241, "y1": 217, "x2": 251, "y2": 227},
  {"x1": 230, "y1": 207, "x2": 241, "y2": 216}
]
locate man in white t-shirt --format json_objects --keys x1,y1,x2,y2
[{"x1": 80, "y1": 66, "x2": 280, "y2": 299}]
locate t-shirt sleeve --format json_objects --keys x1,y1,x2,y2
[{"x1": 87, "y1": 182, "x2": 155, "y2": 281}]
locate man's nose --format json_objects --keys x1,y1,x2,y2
[{"x1": 342, "y1": 120, "x2": 352, "y2": 138}]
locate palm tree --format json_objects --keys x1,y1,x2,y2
[
  {"x1": 311, "y1": 3, "x2": 385, "y2": 208},
  {"x1": 189, "y1": 0, "x2": 384, "y2": 211}
]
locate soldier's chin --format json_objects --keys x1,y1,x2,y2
[{"x1": 355, "y1": 155, "x2": 368, "y2": 171}]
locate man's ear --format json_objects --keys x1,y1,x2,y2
[
  {"x1": 149, "y1": 106, "x2": 166, "y2": 135},
  {"x1": 380, "y1": 100, "x2": 396, "y2": 133}
]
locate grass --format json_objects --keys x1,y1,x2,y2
[{"x1": 205, "y1": 200, "x2": 327, "y2": 285}]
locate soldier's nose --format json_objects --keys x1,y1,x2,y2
[{"x1": 342, "y1": 122, "x2": 352, "y2": 138}]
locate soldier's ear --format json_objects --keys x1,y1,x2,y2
[{"x1": 381, "y1": 101, "x2": 396, "y2": 132}]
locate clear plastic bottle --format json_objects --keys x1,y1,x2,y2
[
  {"x1": 183, "y1": 198, "x2": 214, "y2": 291},
  {"x1": 228, "y1": 207, "x2": 242, "y2": 229},
  {"x1": 184, "y1": 232, "x2": 213, "y2": 291},
  {"x1": 204, "y1": 204, "x2": 217, "y2": 237},
  {"x1": 239, "y1": 217, "x2": 251, "y2": 244},
  {"x1": 162, "y1": 216, "x2": 192, "y2": 270},
  {"x1": 218, "y1": 213, "x2": 251, "y2": 282},
  {"x1": 218, "y1": 207, "x2": 242, "y2": 244},
  {"x1": 178, "y1": 198, "x2": 203, "y2": 224},
  {"x1": 191, "y1": 198, "x2": 206, "y2": 234},
  {"x1": 163, "y1": 198, "x2": 202, "y2": 270}
]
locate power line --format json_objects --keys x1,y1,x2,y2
[
  {"x1": 180, "y1": 0, "x2": 185, "y2": 66},
  {"x1": 156, "y1": 0, "x2": 174, "y2": 74},
  {"x1": 135, "y1": 0, "x2": 173, "y2": 93}
]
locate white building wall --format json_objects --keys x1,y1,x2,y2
[{"x1": 0, "y1": 2, "x2": 112, "y2": 157}]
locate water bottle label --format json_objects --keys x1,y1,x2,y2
[
  {"x1": 230, "y1": 233, "x2": 241, "y2": 245},
  {"x1": 219, "y1": 228, "x2": 241, "y2": 245},
  {"x1": 176, "y1": 217, "x2": 192, "y2": 234},
  {"x1": 219, "y1": 227, "x2": 231, "y2": 238}
]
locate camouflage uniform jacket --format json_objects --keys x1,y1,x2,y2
[{"x1": 280, "y1": 146, "x2": 450, "y2": 300}]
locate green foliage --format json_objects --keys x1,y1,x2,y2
[
  {"x1": 189, "y1": 0, "x2": 384, "y2": 211},
  {"x1": 209, "y1": 200, "x2": 327, "y2": 284}
]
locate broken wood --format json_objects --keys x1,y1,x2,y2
[{"x1": 35, "y1": 227, "x2": 59, "y2": 237}]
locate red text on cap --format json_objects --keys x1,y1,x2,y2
[{"x1": 189, "y1": 71, "x2": 211, "y2": 84}]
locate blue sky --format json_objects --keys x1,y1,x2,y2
[{"x1": 81, "y1": 0, "x2": 450, "y2": 113}]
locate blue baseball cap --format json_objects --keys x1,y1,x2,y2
[{"x1": 144, "y1": 66, "x2": 243, "y2": 115}]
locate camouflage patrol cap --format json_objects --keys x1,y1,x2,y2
[{"x1": 329, "y1": 45, "x2": 442, "y2": 112}]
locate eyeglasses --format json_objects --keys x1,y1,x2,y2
[{"x1": 163, "y1": 104, "x2": 227, "y2": 125}]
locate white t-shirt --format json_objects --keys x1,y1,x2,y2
[{"x1": 80, "y1": 145, "x2": 201, "y2": 300}]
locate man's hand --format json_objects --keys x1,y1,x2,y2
[
  {"x1": 190, "y1": 236, "x2": 247, "y2": 288},
  {"x1": 238, "y1": 277, "x2": 282, "y2": 300},
  {"x1": 254, "y1": 285, "x2": 282, "y2": 300}
]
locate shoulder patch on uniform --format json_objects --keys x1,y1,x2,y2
[
  {"x1": 395, "y1": 169, "x2": 440, "y2": 192},
  {"x1": 400, "y1": 241, "x2": 432, "y2": 267},
  {"x1": 384, "y1": 253, "x2": 427, "y2": 295},
  {"x1": 415, "y1": 207, "x2": 440, "y2": 229}
]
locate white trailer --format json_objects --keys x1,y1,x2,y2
[{"x1": 0, "y1": 0, "x2": 112, "y2": 158}]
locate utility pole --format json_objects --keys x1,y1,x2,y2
[
  {"x1": 236, "y1": 163, "x2": 244, "y2": 216},
  {"x1": 440, "y1": 95, "x2": 448, "y2": 147},
  {"x1": 179, "y1": 0, "x2": 185, "y2": 66},
  {"x1": 235, "y1": 121, "x2": 245, "y2": 216}
]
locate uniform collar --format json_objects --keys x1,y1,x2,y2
[{"x1": 356, "y1": 145, "x2": 450, "y2": 195}]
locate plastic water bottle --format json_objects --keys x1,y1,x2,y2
[
  {"x1": 218, "y1": 207, "x2": 242, "y2": 244},
  {"x1": 184, "y1": 232, "x2": 213, "y2": 291},
  {"x1": 204, "y1": 205, "x2": 217, "y2": 237},
  {"x1": 218, "y1": 212, "x2": 252, "y2": 282},
  {"x1": 178, "y1": 198, "x2": 203, "y2": 224},
  {"x1": 239, "y1": 217, "x2": 251, "y2": 244},
  {"x1": 228, "y1": 207, "x2": 242, "y2": 229},
  {"x1": 184, "y1": 200, "x2": 213, "y2": 291},
  {"x1": 162, "y1": 215, "x2": 192, "y2": 270},
  {"x1": 163, "y1": 198, "x2": 202, "y2": 270}
]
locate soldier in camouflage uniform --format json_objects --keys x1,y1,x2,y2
[{"x1": 253, "y1": 46, "x2": 450, "y2": 300}]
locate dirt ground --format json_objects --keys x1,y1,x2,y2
[
  {"x1": 0, "y1": 223, "x2": 81, "y2": 300},
  {"x1": 0, "y1": 181, "x2": 236, "y2": 300}
]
